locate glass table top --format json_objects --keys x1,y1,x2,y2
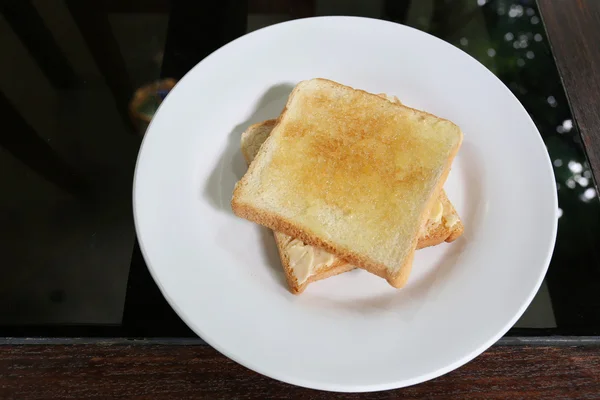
[{"x1": 1, "y1": 0, "x2": 598, "y2": 337}]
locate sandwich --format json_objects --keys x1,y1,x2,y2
[{"x1": 232, "y1": 79, "x2": 463, "y2": 289}]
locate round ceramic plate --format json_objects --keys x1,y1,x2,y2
[{"x1": 134, "y1": 17, "x2": 557, "y2": 392}]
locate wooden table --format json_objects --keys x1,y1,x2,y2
[
  {"x1": 1, "y1": 1, "x2": 600, "y2": 399},
  {"x1": 0, "y1": 338, "x2": 598, "y2": 399}
]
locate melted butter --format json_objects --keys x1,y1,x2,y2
[
  {"x1": 286, "y1": 239, "x2": 335, "y2": 284},
  {"x1": 312, "y1": 247, "x2": 336, "y2": 271}
]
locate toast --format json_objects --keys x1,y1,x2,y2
[
  {"x1": 232, "y1": 79, "x2": 463, "y2": 288},
  {"x1": 241, "y1": 116, "x2": 463, "y2": 294}
]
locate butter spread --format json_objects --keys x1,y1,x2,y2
[
  {"x1": 428, "y1": 200, "x2": 443, "y2": 224},
  {"x1": 286, "y1": 239, "x2": 335, "y2": 284},
  {"x1": 444, "y1": 214, "x2": 459, "y2": 228}
]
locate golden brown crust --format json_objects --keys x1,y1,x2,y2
[
  {"x1": 446, "y1": 222, "x2": 464, "y2": 242},
  {"x1": 417, "y1": 225, "x2": 459, "y2": 248}
]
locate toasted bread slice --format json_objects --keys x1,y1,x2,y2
[
  {"x1": 232, "y1": 79, "x2": 463, "y2": 288},
  {"x1": 241, "y1": 117, "x2": 463, "y2": 294}
]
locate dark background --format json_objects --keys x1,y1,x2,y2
[{"x1": 0, "y1": 0, "x2": 598, "y2": 338}]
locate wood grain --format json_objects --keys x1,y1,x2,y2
[
  {"x1": 0, "y1": 344, "x2": 599, "y2": 399},
  {"x1": 538, "y1": 0, "x2": 600, "y2": 189}
]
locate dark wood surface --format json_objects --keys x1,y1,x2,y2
[
  {"x1": 538, "y1": 0, "x2": 600, "y2": 189},
  {"x1": 0, "y1": 343, "x2": 599, "y2": 399}
]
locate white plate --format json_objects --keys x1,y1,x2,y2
[{"x1": 133, "y1": 17, "x2": 557, "y2": 392}]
